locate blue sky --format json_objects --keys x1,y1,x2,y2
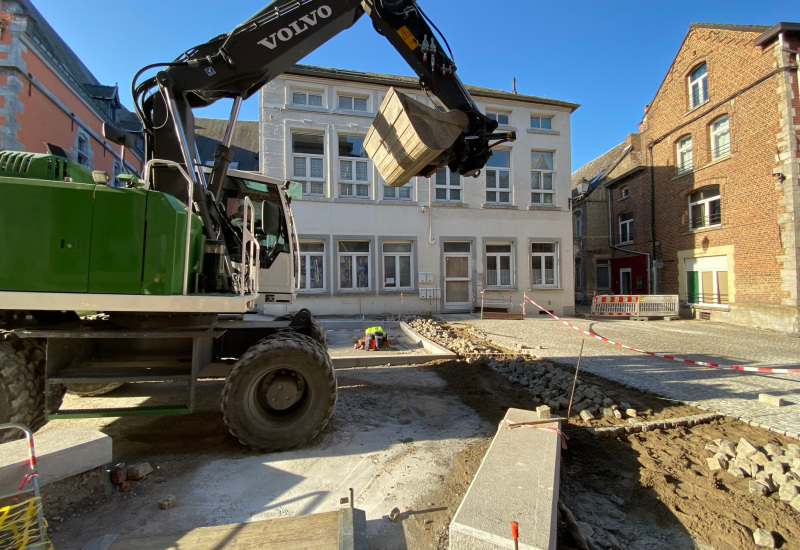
[{"x1": 33, "y1": 0, "x2": 794, "y2": 169}]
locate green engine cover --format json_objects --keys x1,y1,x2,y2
[{"x1": 0, "y1": 153, "x2": 205, "y2": 296}]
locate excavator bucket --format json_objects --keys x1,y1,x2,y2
[{"x1": 365, "y1": 87, "x2": 469, "y2": 187}]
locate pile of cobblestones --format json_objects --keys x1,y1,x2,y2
[
  {"x1": 409, "y1": 318, "x2": 627, "y2": 416},
  {"x1": 706, "y1": 437, "x2": 800, "y2": 512}
]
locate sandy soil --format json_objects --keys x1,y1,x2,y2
[{"x1": 38, "y1": 321, "x2": 800, "y2": 549}]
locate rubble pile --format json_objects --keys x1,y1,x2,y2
[
  {"x1": 409, "y1": 318, "x2": 628, "y2": 417},
  {"x1": 407, "y1": 318, "x2": 500, "y2": 356},
  {"x1": 706, "y1": 438, "x2": 800, "y2": 513}
]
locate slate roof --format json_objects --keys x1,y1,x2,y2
[
  {"x1": 286, "y1": 65, "x2": 580, "y2": 112},
  {"x1": 571, "y1": 142, "x2": 627, "y2": 201},
  {"x1": 194, "y1": 118, "x2": 260, "y2": 172}
]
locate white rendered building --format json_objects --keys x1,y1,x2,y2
[{"x1": 259, "y1": 65, "x2": 579, "y2": 317}]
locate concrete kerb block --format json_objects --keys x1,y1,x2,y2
[
  {"x1": 450, "y1": 408, "x2": 561, "y2": 550},
  {"x1": 0, "y1": 425, "x2": 111, "y2": 492}
]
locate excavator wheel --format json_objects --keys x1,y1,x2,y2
[
  {"x1": 274, "y1": 313, "x2": 328, "y2": 349},
  {"x1": 0, "y1": 334, "x2": 63, "y2": 442},
  {"x1": 66, "y1": 383, "x2": 124, "y2": 397},
  {"x1": 222, "y1": 332, "x2": 337, "y2": 451}
]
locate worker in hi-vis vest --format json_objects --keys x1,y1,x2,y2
[{"x1": 364, "y1": 326, "x2": 386, "y2": 350}]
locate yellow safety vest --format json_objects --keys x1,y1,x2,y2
[{"x1": 365, "y1": 326, "x2": 384, "y2": 334}]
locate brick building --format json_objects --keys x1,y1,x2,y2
[
  {"x1": 573, "y1": 22, "x2": 800, "y2": 334},
  {"x1": 0, "y1": 0, "x2": 143, "y2": 179}
]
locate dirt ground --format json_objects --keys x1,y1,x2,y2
[
  {"x1": 405, "y1": 324, "x2": 800, "y2": 550},
  {"x1": 39, "y1": 321, "x2": 800, "y2": 549}
]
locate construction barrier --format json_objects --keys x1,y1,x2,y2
[
  {"x1": 524, "y1": 295, "x2": 800, "y2": 375},
  {"x1": 591, "y1": 295, "x2": 679, "y2": 320}
]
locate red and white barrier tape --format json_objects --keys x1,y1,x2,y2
[{"x1": 523, "y1": 296, "x2": 800, "y2": 375}]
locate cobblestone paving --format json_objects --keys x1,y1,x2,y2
[{"x1": 441, "y1": 312, "x2": 800, "y2": 440}]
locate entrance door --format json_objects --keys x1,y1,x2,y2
[
  {"x1": 620, "y1": 268, "x2": 632, "y2": 294},
  {"x1": 443, "y1": 242, "x2": 472, "y2": 312}
]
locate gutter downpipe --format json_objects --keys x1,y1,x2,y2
[
  {"x1": 649, "y1": 143, "x2": 658, "y2": 295},
  {"x1": 608, "y1": 187, "x2": 651, "y2": 294}
]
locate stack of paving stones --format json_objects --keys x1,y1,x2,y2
[
  {"x1": 706, "y1": 438, "x2": 800, "y2": 514},
  {"x1": 409, "y1": 318, "x2": 626, "y2": 416}
]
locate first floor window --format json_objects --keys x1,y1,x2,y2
[
  {"x1": 292, "y1": 132, "x2": 325, "y2": 196},
  {"x1": 339, "y1": 240, "x2": 370, "y2": 290},
  {"x1": 433, "y1": 167, "x2": 461, "y2": 201},
  {"x1": 710, "y1": 115, "x2": 730, "y2": 160},
  {"x1": 596, "y1": 259, "x2": 610, "y2": 289},
  {"x1": 383, "y1": 242, "x2": 412, "y2": 289},
  {"x1": 677, "y1": 135, "x2": 693, "y2": 174},
  {"x1": 339, "y1": 135, "x2": 370, "y2": 197},
  {"x1": 575, "y1": 258, "x2": 583, "y2": 289},
  {"x1": 689, "y1": 186, "x2": 721, "y2": 230},
  {"x1": 486, "y1": 111, "x2": 510, "y2": 125},
  {"x1": 531, "y1": 242, "x2": 557, "y2": 286},
  {"x1": 292, "y1": 90, "x2": 323, "y2": 106},
  {"x1": 574, "y1": 210, "x2": 583, "y2": 238},
  {"x1": 384, "y1": 182, "x2": 412, "y2": 200},
  {"x1": 486, "y1": 149, "x2": 510, "y2": 204},
  {"x1": 77, "y1": 132, "x2": 90, "y2": 167},
  {"x1": 531, "y1": 151, "x2": 554, "y2": 205},
  {"x1": 619, "y1": 211, "x2": 633, "y2": 243},
  {"x1": 299, "y1": 242, "x2": 325, "y2": 291},
  {"x1": 686, "y1": 256, "x2": 729, "y2": 304},
  {"x1": 486, "y1": 244, "x2": 512, "y2": 287}
]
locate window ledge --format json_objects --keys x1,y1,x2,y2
[
  {"x1": 379, "y1": 289, "x2": 415, "y2": 295},
  {"x1": 482, "y1": 203, "x2": 518, "y2": 210},
  {"x1": 333, "y1": 197, "x2": 374, "y2": 204},
  {"x1": 688, "y1": 303, "x2": 730, "y2": 311},
  {"x1": 528, "y1": 287, "x2": 562, "y2": 291},
  {"x1": 337, "y1": 289, "x2": 373, "y2": 295},
  {"x1": 297, "y1": 291, "x2": 330, "y2": 296},
  {"x1": 527, "y1": 128, "x2": 560, "y2": 136},
  {"x1": 433, "y1": 201, "x2": 467, "y2": 208},
  {"x1": 671, "y1": 170, "x2": 694, "y2": 181},
  {"x1": 496, "y1": 124, "x2": 517, "y2": 132},
  {"x1": 483, "y1": 287, "x2": 519, "y2": 292},
  {"x1": 285, "y1": 104, "x2": 329, "y2": 114},
  {"x1": 698, "y1": 154, "x2": 731, "y2": 171},
  {"x1": 378, "y1": 199, "x2": 417, "y2": 205},
  {"x1": 527, "y1": 205, "x2": 560, "y2": 210},
  {"x1": 685, "y1": 224, "x2": 721, "y2": 235},
  {"x1": 298, "y1": 195, "x2": 333, "y2": 202},
  {"x1": 618, "y1": 240, "x2": 635, "y2": 246},
  {"x1": 684, "y1": 99, "x2": 710, "y2": 116},
  {"x1": 332, "y1": 109, "x2": 374, "y2": 118}
]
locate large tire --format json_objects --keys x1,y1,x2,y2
[
  {"x1": 66, "y1": 383, "x2": 124, "y2": 397},
  {"x1": 274, "y1": 313, "x2": 328, "y2": 349},
  {"x1": 222, "y1": 332, "x2": 337, "y2": 451}
]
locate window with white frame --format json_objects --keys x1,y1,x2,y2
[
  {"x1": 383, "y1": 181, "x2": 412, "y2": 200},
  {"x1": 688, "y1": 63, "x2": 708, "y2": 109},
  {"x1": 530, "y1": 115, "x2": 552, "y2": 130},
  {"x1": 596, "y1": 259, "x2": 610, "y2": 289},
  {"x1": 485, "y1": 244, "x2": 513, "y2": 287},
  {"x1": 299, "y1": 241, "x2": 326, "y2": 291},
  {"x1": 382, "y1": 242, "x2": 412, "y2": 289},
  {"x1": 531, "y1": 150, "x2": 555, "y2": 205},
  {"x1": 338, "y1": 240, "x2": 370, "y2": 290},
  {"x1": 486, "y1": 110, "x2": 510, "y2": 125},
  {"x1": 574, "y1": 211, "x2": 583, "y2": 238},
  {"x1": 710, "y1": 115, "x2": 730, "y2": 160},
  {"x1": 531, "y1": 242, "x2": 557, "y2": 286},
  {"x1": 485, "y1": 149, "x2": 510, "y2": 204},
  {"x1": 676, "y1": 135, "x2": 693, "y2": 175},
  {"x1": 433, "y1": 167, "x2": 461, "y2": 201},
  {"x1": 689, "y1": 185, "x2": 721, "y2": 230},
  {"x1": 338, "y1": 135, "x2": 370, "y2": 198},
  {"x1": 338, "y1": 94, "x2": 367, "y2": 112},
  {"x1": 621, "y1": 187, "x2": 629, "y2": 199},
  {"x1": 619, "y1": 211, "x2": 633, "y2": 243},
  {"x1": 292, "y1": 90, "x2": 323, "y2": 107},
  {"x1": 292, "y1": 132, "x2": 325, "y2": 196},
  {"x1": 77, "y1": 132, "x2": 90, "y2": 166}
]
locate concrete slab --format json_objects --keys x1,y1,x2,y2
[
  {"x1": 450, "y1": 408, "x2": 561, "y2": 550},
  {"x1": 0, "y1": 425, "x2": 111, "y2": 492}
]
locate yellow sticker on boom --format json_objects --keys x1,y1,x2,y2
[{"x1": 397, "y1": 26, "x2": 419, "y2": 50}]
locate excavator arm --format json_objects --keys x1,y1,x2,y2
[{"x1": 134, "y1": 0, "x2": 513, "y2": 204}]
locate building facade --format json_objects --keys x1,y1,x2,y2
[
  {"x1": 573, "y1": 22, "x2": 800, "y2": 334},
  {"x1": 0, "y1": 0, "x2": 143, "y2": 178},
  {"x1": 259, "y1": 65, "x2": 579, "y2": 317}
]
